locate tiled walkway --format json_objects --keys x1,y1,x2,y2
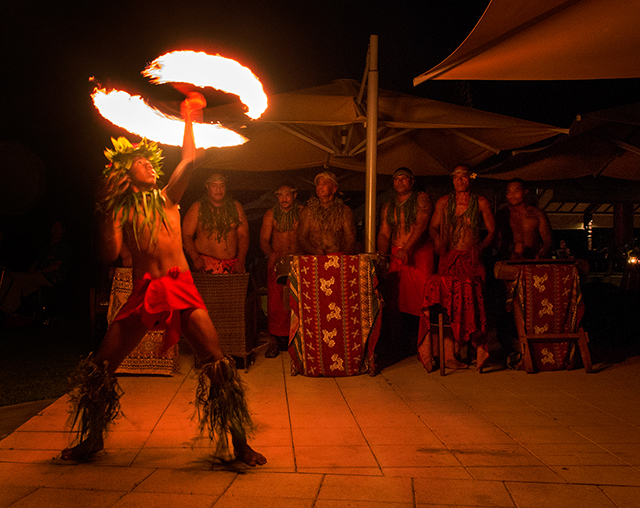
[{"x1": 2, "y1": 351, "x2": 640, "y2": 507}]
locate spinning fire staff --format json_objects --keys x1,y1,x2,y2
[{"x1": 62, "y1": 53, "x2": 267, "y2": 466}]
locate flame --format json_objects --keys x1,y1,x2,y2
[
  {"x1": 92, "y1": 89, "x2": 247, "y2": 148},
  {"x1": 91, "y1": 50, "x2": 268, "y2": 147},
  {"x1": 143, "y1": 51, "x2": 268, "y2": 120}
]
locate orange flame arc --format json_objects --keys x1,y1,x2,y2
[
  {"x1": 92, "y1": 88, "x2": 248, "y2": 148},
  {"x1": 143, "y1": 51, "x2": 268, "y2": 120}
]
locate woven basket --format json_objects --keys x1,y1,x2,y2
[{"x1": 192, "y1": 272, "x2": 256, "y2": 370}]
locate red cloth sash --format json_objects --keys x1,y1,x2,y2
[
  {"x1": 114, "y1": 267, "x2": 206, "y2": 350},
  {"x1": 267, "y1": 266, "x2": 290, "y2": 336},
  {"x1": 200, "y1": 254, "x2": 236, "y2": 274},
  {"x1": 388, "y1": 243, "x2": 434, "y2": 316}
]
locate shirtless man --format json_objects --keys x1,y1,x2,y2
[
  {"x1": 61, "y1": 94, "x2": 265, "y2": 467},
  {"x1": 496, "y1": 178, "x2": 552, "y2": 260},
  {"x1": 377, "y1": 167, "x2": 433, "y2": 316},
  {"x1": 182, "y1": 173, "x2": 249, "y2": 274},
  {"x1": 429, "y1": 165, "x2": 495, "y2": 370},
  {"x1": 298, "y1": 171, "x2": 357, "y2": 255},
  {"x1": 259, "y1": 184, "x2": 302, "y2": 357}
]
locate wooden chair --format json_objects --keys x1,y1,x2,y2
[
  {"x1": 509, "y1": 262, "x2": 592, "y2": 373},
  {"x1": 192, "y1": 272, "x2": 257, "y2": 372}
]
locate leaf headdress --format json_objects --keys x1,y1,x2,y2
[{"x1": 99, "y1": 137, "x2": 170, "y2": 247}]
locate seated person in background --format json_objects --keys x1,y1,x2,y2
[
  {"x1": 259, "y1": 184, "x2": 302, "y2": 357},
  {"x1": 0, "y1": 220, "x2": 72, "y2": 316},
  {"x1": 298, "y1": 171, "x2": 356, "y2": 255},
  {"x1": 556, "y1": 239, "x2": 572, "y2": 259},
  {"x1": 182, "y1": 173, "x2": 249, "y2": 274},
  {"x1": 495, "y1": 178, "x2": 553, "y2": 261},
  {"x1": 429, "y1": 165, "x2": 495, "y2": 370}
]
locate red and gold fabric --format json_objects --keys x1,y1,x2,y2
[
  {"x1": 510, "y1": 263, "x2": 583, "y2": 370},
  {"x1": 288, "y1": 255, "x2": 382, "y2": 376},
  {"x1": 417, "y1": 270, "x2": 487, "y2": 371},
  {"x1": 108, "y1": 268, "x2": 180, "y2": 376}
]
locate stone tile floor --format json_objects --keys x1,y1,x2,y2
[{"x1": 1, "y1": 351, "x2": 640, "y2": 507}]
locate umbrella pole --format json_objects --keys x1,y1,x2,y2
[{"x1": 364, "y1": 34, "x2": 378, "y2": 254}]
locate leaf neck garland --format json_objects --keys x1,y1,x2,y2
[
  {"x1": 386, "y1": 191, "x2": 419, "y2": 235},
  {"x1": 443, "y1": 191, "x2": 479, "y2": 249},
  {"x1": 306, "y1": 197, "x2": 347, "y2": 232},
  {"x1": 198, "y1": 195, "x2": 241, "y2": 242},
  {"x1": 273, "y1": 203, "x2": 302, "y2": 232},
  {"x1": 114, "y1": 189, "x2": 171, "y2": 249}
]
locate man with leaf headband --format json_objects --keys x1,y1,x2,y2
[
  {"x1": 61, "y1": 93, "x2": 266, "y2": 468},
  {"x1": 182, "y1": 173, "x2": 249, "y2": 274}
]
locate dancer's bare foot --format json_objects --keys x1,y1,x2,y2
[
  {"x1": 445, "y1": 357, "x2": 468, "y2": 370},
  {"x1": 60, "y1": 435, "x2": 104, "y2": 461},
  {"x1": 233, "y1": 438, "x2": 267, "y2": 467},
  {"x1": 476, "y1": 347, "x2": 490, "y2": 372}
]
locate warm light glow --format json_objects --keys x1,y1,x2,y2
[
  {"x1": 143, "y1": 50, "x2": 268, "y2": 120},
  {"x1": 92, "y1": 88, "x2": 247, "y2": 148},
  {"x1": 629, "y1": 257, "x2": 637, "y2": 264}
]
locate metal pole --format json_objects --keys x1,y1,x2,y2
[{"x1": 364, "y1": 34, "x2": 378, "y2": 253}]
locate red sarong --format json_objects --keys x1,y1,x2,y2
[
  {"x1": 200, "y1": 254, "x2": 236, "y2": 274},
  {"x1": 388, "y1": 243, "x2": 434, "y2": 316},
  {"x1": 267, "y1": 265, "x2": 290, "y2": 336},
  {"x1": 114, "y1": 267, "x2": 206, "y2": 350}
]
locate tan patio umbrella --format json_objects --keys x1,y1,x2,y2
[{"x1": 414, "y1": 0, "x2": 640, "y2": 84}]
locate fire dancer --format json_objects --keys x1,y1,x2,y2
[
  {"x1": 429, "y1": 165, "x2": 495, "y2": 370},
  {"x1": 182, "y1": 173, "x2": 249, "y2": 274},
  {"x1": 61, "y1": 93, "x2": 266, "y2": 467},
  {"x1": 259, "y1": 184, "x2": 302, "y2": 357},
  {"x1": 298, "y1": 171, "x2": 356, "y2": 255}
]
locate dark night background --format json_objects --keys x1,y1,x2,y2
[{"x1": 2, "y1": 0, "x2": 639, "y2": 314}]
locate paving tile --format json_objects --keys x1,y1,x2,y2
[
  {"x1": 318, "y1": 475, "x2": 414, "y2": 504},
  {"x1": 133, "y1": 468, "x2": 236, "y2": 495},
  {"x1": 570, "y1": 424, "x2": 640, "y2": 444},
  {"x1": 599, "y1": 443, "x2": 640, "y2": 465},
  {"x1": 131, "y1": 447, "x2": 231, "y2": 469},
  {"x1": 213, "y1": 495, "x2": 314, "y2": 508},
  {"x1": 297, "y1": 467, "x2": 383, "y2": 475},
  {"x1": 370, "y1": 445, "x2": 460, "y2": 467},
  {"x1": 360, "y1": 425, "x2": 443, "y2": 446},
  {"x1": 524, "y1": 442, "x2": 628, "y2": 466},
  {"x1": 315, "y1": 501, "x2": 412, "y2": 508},
  {"x1": 4, "y1": 487, "x2": 124, "y2": 508},
  {"x1": 501, "y1": 425, "x2": 592, "y2": 444},
  {"x1": 543, "y1": 411, "x2": 625, "y2": 427},
  {"x1": 381, "y1": 466, "x2": 473, "y2": 479},
  {"x1": 506, "y1": 481, "x2": 617, "y2": 508},
  {"x1": 430, "y1": 424, "x2": 516, "y2": 445},
  {"x1": 54, "y1": 464, "x2": 154, "y2": 491},
  {"x1": 113, "y1": 491, "x2": 217, "y2": 508},
  {"x1": 413, "y1": 477, "x2": 515, "y2": 506},
  {"x1": 0, "y1": 449, "x2": 60, "y2": 464},
  {"x1": 450, "y1": 444, "x2": 546, "y2": 467},
  {"x1": 291, "y1": 426, "x2": 368, "y2": 446},
  {"x1": 0, "y1": 431, "x2": 68, "y2": 450},
  {"x1": 0, "y1": 485, "x2": 36, "y2": 508},
  {"x1": 599, "y1": 485, "x2": 640, "y2": 508},
  {"x1": 480, "y1": 411, "x2": 558, "y2": 427},
  {"x1": 289, "y1": 412, "x2": 357, "y2": 429},
  {"x1": 224, "y1": 471, "x2": 322, "y2": 498},
  {"x1": 0, "y1": 462, "x2": 67, "y2": 487},
  {"x1": 467, "y1": 465, "x2": 564, "y2": 483},
  {"x1": 294, "y1": 445, "x2": 378, "y2": 468},
  {"x1": 550, "y1": 465, "x2": 640, "y2": 486}
]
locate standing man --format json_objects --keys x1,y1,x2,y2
[
  {"x1": 496, "y1": 178, "x2": 553, "y2": 260},
  {"x1": 61, "y1": 94, "x2": 266, "y2": 467},
  {"x1": 298, "y1": 171, "x2": 357, "y2": 255},
  {"x1": 259, "y1": 184, "x2": 302, "y2": 357},
  {"x1": 429, "y1": 165, "x2": 495, "y2": 370},
  {"x1": 377, "y1": 167, "x2": 434, "y2": 316},
  {"x1": 182, "y1": 173, "x2": 249, "y2": 274}
]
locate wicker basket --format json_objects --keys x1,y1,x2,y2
[{"x1": 192, "y1": 272, "x2": 257, "y2": 371}]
